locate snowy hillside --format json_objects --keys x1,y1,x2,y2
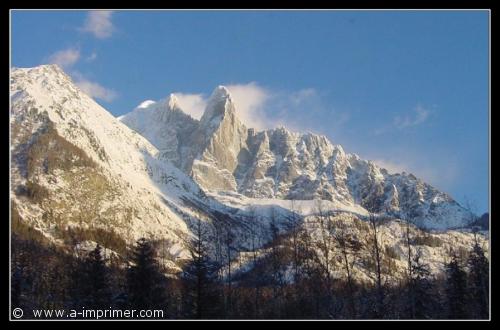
[
  {"x1": 10, "y1": 65, "x2": 205, "y2": 258},
  {"x1": 10, "y1": 64, "x2": 486, "y2": 285}
]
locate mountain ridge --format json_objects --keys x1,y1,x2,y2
[
  {"x1": 120, "y1": 84, "x2": 472, "y2": 230},
  {"x1": 10, "y1": 64, "x2": 486, "y2": 285}
]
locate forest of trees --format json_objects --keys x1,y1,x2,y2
[{"x1": 11, "y1": 210, "x2": 489, "y2": 320}]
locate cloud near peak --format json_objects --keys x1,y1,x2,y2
[
  {"x1": 76, "y1": 79, "x2": 117, "y2": 102},
  {"x1": 173, "y1": 93, "x2": 206, "y2": 120},
  {"x1": 225, "y1": 82, "x2": 270, "y2": 130},
  {"x1": 72, "y1": 71, "x2": 117, "y2": 102},
  {"x1": 393, "y1": 105, "x2": 430, "y2": 129},
  {"x1": 169, "y1": 83, "x2": 347, "y2": 134},
  {"x1": 169, "y1": 83, "x2": 272, "y2": 129},
  {"x1": 81, "y1": 11, "x2": 115, "y2": 39},
  {"x1": 47, "y1": 48, "x2": 80, "y2": 69}
]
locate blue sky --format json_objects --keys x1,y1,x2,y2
[{"x1": 11, "y1": 10, "x2": 489, "y2": 213}]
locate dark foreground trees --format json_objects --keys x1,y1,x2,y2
[
  {"x1": 71, "y1": 244, "x2": 112, "y2": 309},
  {"x1": 445, "y1": 252, "x2": 469, "y2": 319},
  {"x1": 182, "y1": 219, "x2": 221, "y2": 318},
  {"x1": 127, "y1": 238, "x2": 168, "y2": 311},
  {"x1": 11, "y1": 220, "x2": 489, "y2": 320},
  {"x1": 467, "y1": 238, "x2": 489, "y2": 319}
]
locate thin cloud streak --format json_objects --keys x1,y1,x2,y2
[
  {"x1": 72, "y1": 71, "x2": 117, "y2": 102},
  {"x1": 80, "y1": 11, "x2": 115, "y2": 39},
  {"x1": 372, "y1": 105, "x2": 432, "y2": 135},
  {"x1": 47, "y1": 48, "x2": 80, "y2": 69},
  {"x1": 393, "y1": 105, "x2": 430, "y2": 129}
]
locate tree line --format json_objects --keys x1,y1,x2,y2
[{"x1": 11, "y1": 210, "x2": 489, "y2": 320}]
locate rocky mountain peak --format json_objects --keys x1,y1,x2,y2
[
  {"x1": 167, "y1": 93, "x2": 180, "y2": 110},
  {"x1": 10, "y1": 65, "x2": 486, "y2": 302},
  {"x1": 116, "y1": 82, "x2": 474, "y2": 229},
  {"x1": 200, "y1": 85, "x2": 237, "y2": 128}
]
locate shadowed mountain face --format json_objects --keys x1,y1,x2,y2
[
  {"x1": 470, "y1": 212, "x2": 489, "y2": 230},
  {"x1": 120, "y1": 86, "x2": 472, "y2": 230}
]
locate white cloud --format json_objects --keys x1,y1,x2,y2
[
  {"x1": 225, "y1": 82, "x2": 271, "y2": 130},
  {"x1": 76, "y1": 79, "x2": 117, "y2": 102},
  {"x1": 86, "y1": 52, "x2": 98, "y2": 62},
  {"x1": 81, "y1": 11, "x2": 114, "y2": 39},
  {"x1": 289, "y1": 88, "x2": 317, "y2": 106},
  {"x1": 372, "y1": 159, "x2": 409, "y2": 174},
  {"x1": 173, "y1": 93, "x2": 207, "y2": 120},
  {"x1": 47, "y1": 48, "x2": 80, "y2": 69},
  {"x1": 170, "y1": 83, "x2": 271, "y2": 129},
  {"x1": 394, "y1": 105, "x2": 430, "y2": 129},
  {"x1": 72, "y1": 72, "x2": 117, "y2": 102},
  {"x1": 168, "y1": 84, "x2": 347, "y2": 134}
]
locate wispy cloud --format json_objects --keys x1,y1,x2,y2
[
  {"x1": 44, "y1": 48, "x2": 116, "y2": 103},
  {"x1": 47, "y1": 48, "x2": 80, "y2": 69},
  {"x1": 80, "y1": 11, "x2": 115, "y2": 39},
  {"x1": 268, "y1": 88, "x2": 350, "y2": 136},
  {"x1": 289, "y1": 88, "x2": 317, "y2": 106},
  {"x1": 86, "y1": 52, "x2": 98, "y2": 62},
  {"x1": 72, "y1": 71, "x2": 117, "y2": 102},
  {"x1": 75, "y1": 79, "x2": 117, "y2": 102},
  {"x1": 372, "y1": 159, "x2": 410, "y2": 174},
  {"x1": 173, "y1": 93, "x2": 207, "y2": 120},
  {"x1": 168, "y1": 83, "x2": 349, "y2": 134},
  {"x1": 371, "y1": 153, "x2": 460, "y2": 193},
  {"x1": 393, "y1": 105, "x2": 430, "y2": 129},
  {"x1": 372, "y1": 104, "x2": 432, "y2": 135},
  {"x1": 225, "y1": 82, "x2": 270, "y2": 130}
]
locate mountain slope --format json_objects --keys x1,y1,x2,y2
[
  {"x1": 10, "y1": 65, "x2": 486, "y2": 285},
  {"x1": 120, "y1": 87, "x2": 472, "y2": 230},
  {"x1": 10, "y1": 65, "x2": 206, "y2": 259}
]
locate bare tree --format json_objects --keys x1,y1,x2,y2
[
  {"x1": 268, "y1": 208, "x2": 284, "y2": 317},
  {"x1": 223, "y1": 224, "x2": 234, "y2": 317},
  {"x1": 285, "y1": 200, "x2": 302, "y2": 283},
  {"x1": 183, "y1": 218, "x2": 219, "y2": 318},
  {"x1": 401, "y1": 212, "x2": 417, "y2": 318},
  {"x1": 333, "y1": 214, "x2": 361, "y2": 317},
  {"x1": 367, "y1": 212, "x2": 385, "y2": 317},
  {"x1": 312, "y1": 200, "x2": 337, "y2": 317},
  {"x1": 247, "y1": 206, "x2": 263, "y2": 318}
]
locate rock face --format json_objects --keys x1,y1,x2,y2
[
  {"x1": 10, "y1": 64, "x2": 486, "y2": 283},
  {"x1": 121, "y1": 86, "x2": 473, "y2": 230},
  {"x1": 189, "y1": 86, "x2": 251, "y2": 191},
  {"x1": 119, "y1": 94, "x2": 198, "y2": 169}
]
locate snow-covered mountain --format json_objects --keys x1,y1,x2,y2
[
  {"x1": 10, "y1": 65, "x2": 210, "y2": 262},
  {"x1": 120, "y1": 85, "x2": 472, "y2": 230},
  {"x1": 10, "y1": 64, "x2": 485, "y2": 282}
]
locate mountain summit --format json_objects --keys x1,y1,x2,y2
[
  {"x1": 120, "y1": 86, "x2": 472, "y2": 230},
  {"x1": 10, "y1": 64, "x2": 485, "y2": 287}
]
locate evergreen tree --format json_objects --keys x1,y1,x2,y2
[
  {"x1": 409, "y1": 248, "x2": 433, "y2": 319},
  {"x1": 127, "y1": 238, "x2": 167, "y2": 313},
  {"x1": 467, "y1": 238, "x2": 489, "y2": 319},
  {"x1": 444, "y1": 252, "x2": 468, "y2": 319},
  {"x1": 84, "y1": 245, "x2": 112, "y2": 309},
  {"x1": 183, "y1": 220, "x2": 220, "y2": 319}
]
